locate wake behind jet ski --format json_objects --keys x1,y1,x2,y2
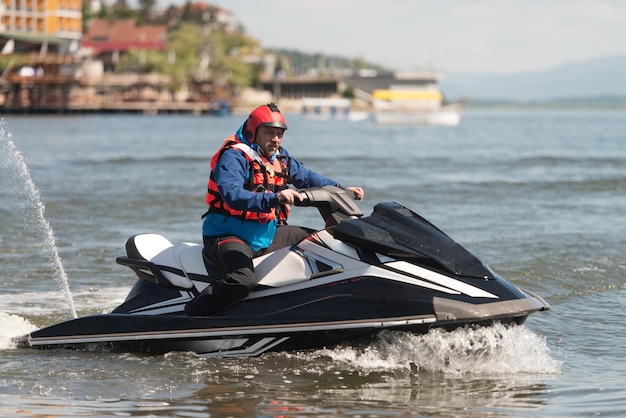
[{"x1": 16, "y1": 186, "x2": 549, "y2": 357}]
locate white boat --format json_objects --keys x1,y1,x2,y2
[
  {"x1": 371, "y1": 71, "x2": 462, "y2": 126},
  {"x1": 301, "y1": 97, "x2": 370, "y2": 122}
]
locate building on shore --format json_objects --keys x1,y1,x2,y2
[
  {"x1": 81, "y1": 19, "x2": 167, "y2": 72},
  {"x1": 1, "y1": 0, "x2": 82, "y2": 51},
  {"x1": 1, "y1": 0, "x2": 81, "y2": 110}
]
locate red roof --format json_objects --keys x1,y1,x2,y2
[{"x1": 82, "y1": 19, "x2": 167, "y2": 53}]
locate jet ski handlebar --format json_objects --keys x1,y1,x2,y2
[{"x1": 292, "y1": 185, "x2": 363, "y2": 227}]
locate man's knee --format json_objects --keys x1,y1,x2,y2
[
  {"x1": 270, "y1": 225, "x2": 310, "y2": 251},
  {"x1": 205, "y1": 236, "x2": 256, "y2": 288}
]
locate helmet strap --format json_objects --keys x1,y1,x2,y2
[{"x1": 242, "y1": 120, "x2": 254, "y2": 142}]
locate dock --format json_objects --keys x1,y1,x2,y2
[{"x1": 0, "y1": 54, "x2": 231, "y2": 115}]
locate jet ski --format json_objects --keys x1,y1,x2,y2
[{"x1": 16, "y1": 186, "x2": 550, "y2": 357}]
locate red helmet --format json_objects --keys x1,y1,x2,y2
[{"x1": 243, "y1": 103, "x2": 288, "y2": 142}]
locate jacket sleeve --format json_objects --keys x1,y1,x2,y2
[
  {"x1": 213, "y1": 149, "x2": 277, "y2": 213},
  {"x1": 282, "y1": 147, "x2": 341, "y2": 189}
]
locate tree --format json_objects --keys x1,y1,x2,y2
[
  {"x1": 111, "y1": 0, "x2": 138, "y2": 19},
  {"x1": 209, "y1": 30, "x2": 261, "y2": 89},
  {"x1": 138, "y1": 0, "x2": 157, "y2": 23}
]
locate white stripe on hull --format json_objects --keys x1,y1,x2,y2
[{"x1": 29, "y1": 315, "x2": 437, "y2": 346}]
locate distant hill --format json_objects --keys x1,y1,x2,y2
[{"x1": 440, "y1": 55, "x2": 626, "y2": 102}]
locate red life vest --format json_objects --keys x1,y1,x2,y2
[{"x1": 205, "y1": 135, "x2": 291, "y2": 223}]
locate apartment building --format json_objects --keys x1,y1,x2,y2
[{"x1": 1, "y1": 0, "x2": 82, "y2": 48}]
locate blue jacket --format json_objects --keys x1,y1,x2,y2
[{"x1": 202, "y1": 124, "x2": 340, "y2": 250}]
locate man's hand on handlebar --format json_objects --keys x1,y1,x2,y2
[
  {"x1": 276, "y1": 189, "x2": 305, "y2": 204},
  {"x1": 346, "y1": 186, "x2": 364, "y2": 201}
]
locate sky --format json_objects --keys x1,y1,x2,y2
[{"x1": 194, "y1": 0, "x2": 626, "y2": 74}]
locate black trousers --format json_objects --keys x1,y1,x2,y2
[
  {"x1": 185, "y1": 225, "x2": 311, "y2": 316},
  {"x1": 203, "y1": 224, "x2": 311, "y2": 289}
]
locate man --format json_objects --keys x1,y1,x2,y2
[{"x1": 185, "y1": 103, "x2": 363, "y2": 316}]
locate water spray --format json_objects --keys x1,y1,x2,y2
[{"x1": 1, "y1": 120, "x2": 77, "y2": 318}]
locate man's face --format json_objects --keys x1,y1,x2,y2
[{"x1": 255, "y1": 126, "x2": 285, "y2": 157}]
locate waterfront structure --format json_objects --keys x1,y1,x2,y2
[
  {"x1": 369, "y1": 71, "x2": 463, "y2": 126},
  {"x1": 301, "y1": 97, "x2": 369, "y2": 122},
  {"x1": 0, "y1": 0, "x2": 82, "y2": 111}
]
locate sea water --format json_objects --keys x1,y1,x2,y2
[{"x1": 0, "y1": 109, "x2": 624, "y2": 416}]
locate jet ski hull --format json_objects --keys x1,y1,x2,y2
[
  {"x1": 15, "y1": 187, "x2": 550, "y2": 357},
  {"x1": 20, "y1": 307, "x2": 537, "y2": 357},
  {"x1": 20, "y1": 276, "x2": 547, "y2": 357}
]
